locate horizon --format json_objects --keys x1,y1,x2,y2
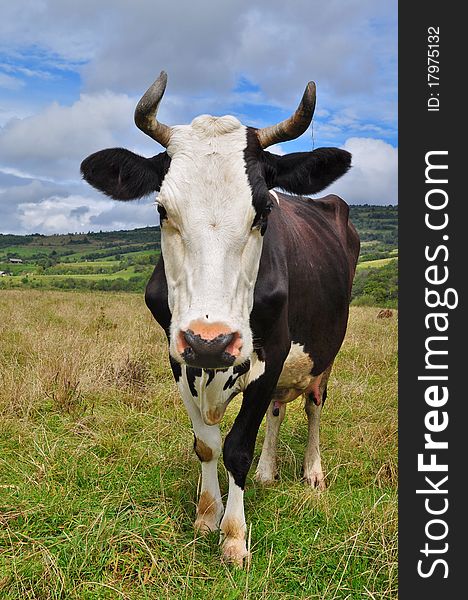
[{"x1": 0, "y1": 203, "x2": 398, "y2": 239}]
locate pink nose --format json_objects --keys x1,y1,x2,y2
[{"x1": 176, "y1": 321, "x2": 243, "y2": 369}]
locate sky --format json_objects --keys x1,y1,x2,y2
[{"x1": 0, "y1": 0, "x2": 397, "y2": 235}]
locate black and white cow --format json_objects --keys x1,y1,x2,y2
[{"x1": 81, "y1": 72, "x2": 360, "y2": 566}]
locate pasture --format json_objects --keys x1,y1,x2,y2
[{"x1": 0, "y1": 290, "x2": 397, "y2": 599}]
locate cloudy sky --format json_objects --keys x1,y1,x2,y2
[{"x1": 0, "y1": 0, "x2": 397, "y2": 235}]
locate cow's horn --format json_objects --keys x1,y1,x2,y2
[
  {"x1": 134, "y1": 71, "x2": 172, "y2": 147},
  {"x1": 256, "y1": 81, "x2": 316, "y2": 149}
]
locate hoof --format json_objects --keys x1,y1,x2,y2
[
  {"x1": 303, "y1": 470, "x2": 326, "y2": 490},
  {"x1": 254, "y1": 472, "x2": 277, "y2": 486},
  {"x1": 194, "y1": 515, "x2": 221, "y2": 534},
  {"x1": 194, "y1": 491, "x2": 223, "y2": 534},
  {"x1": 254, "y1": 463, "x2": 278, "y2": 486},
  {"x1": 222, "y1": 538, "x2": 250, "y2": 568}
]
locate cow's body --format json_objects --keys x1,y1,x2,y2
[
  {"x1": 81, "y1": 72, "x2": 360, "y2": 566},
  {"x1": 145, "y1": 190, "x2": 359, "y2": 561}
]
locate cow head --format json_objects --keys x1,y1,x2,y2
[{"x1": 81, "y1": 72, "x2": 351, "y2": 369}]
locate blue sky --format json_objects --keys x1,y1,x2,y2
[{"x1": 0, "y1": 0, "x2": 397, "y2": 234}]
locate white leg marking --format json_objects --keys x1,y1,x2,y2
[
  {"x1": 181, "y1": 391, "x2": 224, "y2": 533},
  {"x1": 255, "y1": 400, "x2": 286, "y2": 485},
  {"x1": 303, "y1": 399, "x2": 326, "y2": 490},
  {"x1": 220, "y1": 473, "x2": 249, "y2": 566}
]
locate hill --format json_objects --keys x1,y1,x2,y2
[{"x1": 0, "y1": 227, "x2": 161, "y2": 292}]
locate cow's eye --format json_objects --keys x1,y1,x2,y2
[{"x1": 157, "y1": 202, "x2": 167, "y2": 221}]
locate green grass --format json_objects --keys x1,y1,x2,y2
[
  {"x1": 25, "y1": 268, "x2": 139, "y2": 281},
  {"x1": 356, "y1": 257, "x2": 398, "y2": 271},
  {"x1": 0, "y1": 290, "x2": 397, "y2": 598},
  {"x1": 55, "y1": 260, "x2": 118, "y2": 268},
  {"x1": 1, "y1": 266, "x2": 149, "y2": 285},
  {"x1": 0, "y1": 246, "x2": 58, "y2": 258}
]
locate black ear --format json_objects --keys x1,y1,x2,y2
[
  {"x1": 80, "y1": 148, "x2": 171, "y2": 200},
  {"x1": 263, "y1": 148, "x2": 351, "y2": 195}
]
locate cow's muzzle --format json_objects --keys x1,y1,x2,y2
[{"x1": 177, "y1": 323, "x2": 242, "y2": 369}]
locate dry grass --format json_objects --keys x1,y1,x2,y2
[{"x1": 0, "y1": 290, "x2": 397, "y2": 599}]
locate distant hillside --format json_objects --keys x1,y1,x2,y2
[
  {"x1": 0, "y1": 204, "x2": 397, "y2": 306},
  {"x1": 0, "y1": 226, "x2": 161, "y2": 251}
]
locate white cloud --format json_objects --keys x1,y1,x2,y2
[
  {"x1": 0, "y1": 174, "x2": 160, "y2": 234},
  {"x1": 16, "y1": 194, "x2": 158, "y2": 234},
  {"x1": 0, "y1": 72, "x2": 25, "y2": 91},
  {"x1": 17, "y1": 194, "x2": 109, "y2": 234},
  {"x1": 1, "y1": 1, "x2": 396, "y2": 121},
  {"x1": 0, "y1": 92, "x2": 139, "y2": 181},
  {"x1": 325, "y1": 137, "x2": 397, "y2": 204}
]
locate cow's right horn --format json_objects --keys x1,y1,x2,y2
[
  {"x1": 256, "y1": 81, "x2": 316, "y2": 149},
  {"x1": 134, "y1": 71, "x2": 172, "y2": 148}
]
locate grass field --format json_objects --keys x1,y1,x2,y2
[
  {"x1": 356, "y1": 257, "x2": 398, "y2": 271},
  {"x1": 24, "y1": 267, "x2": 142, "y2": 282},
  {"x1": 0, "y1": 290, "x2": 397, "y2": 599}
]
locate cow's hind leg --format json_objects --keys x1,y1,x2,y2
[
  {"x1": 303, "y1": 366, "x2": 332, "y2": 489},
  {"x1": 303, "y1": 396, "x2": 326, "y2": 489},
  {"x1": 255, "y1": 400, "x2": 286, "y2": 484},
  {"x1": 182, "y1": 393, "x2": 224, "y2": 534}
]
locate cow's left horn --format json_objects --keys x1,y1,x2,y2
[
  {"x1": 134, "y1": 71, "x2": 172, "y2": 147},
  {"x1": 256, "y1": 81, "x2": 316, "y2": 149}
]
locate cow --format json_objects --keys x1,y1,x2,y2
[{"x1": 81, "y1": 71, "x2": 360, "y2": 566}]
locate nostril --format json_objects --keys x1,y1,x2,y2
[
  {"x1": 176, "y1": 330, "x2": 189, "y2": 355},
  {"x1": 183, "y1": 329, "x2": 196, "y2": 348},
  {"x1": 226, "y1": 332, "x2": 242, "y2": 356},
  {"x1": 183, "y1": 329, "x2": 235, "y2": 355}
]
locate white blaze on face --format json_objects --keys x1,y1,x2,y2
[{"x1": 158, "y1": 115, "x2": 263, "y2": 365}]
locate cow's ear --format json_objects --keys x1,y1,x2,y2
[
  {"x1": 80, "y1": 148, "x2": 171, "y2": 200},
  {"x1": 263, "y1": 148, "x2": 351, "y2": 196}
]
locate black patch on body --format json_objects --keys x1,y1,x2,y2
[
  {"x1": 204, "y1": 369, "x2": 215, "y2": 387},
  {"x1": 186, "y1": 367, "x2": 202, "y2": 397},
  {"x1": 169, "y1": 356, "x2": 182, "y2": 382},
  {"x1": 221, "y1": 376, "x2": 239, "y2": 392},
  {"x1": 244, "y1": 129, "x2": 274, "y2": 231},
  {"x1": 322, "y1": 387, "x2": 328, "y2": 407},
  {"x1": 255, "y1": 347, "x2": 266, "y2": 362},
  {"x1": 222, "y1": 361, "x2": 251, "y2": 391},
  {"x1": 234, "y1": 361, "x2": 250, "y2": 375}
]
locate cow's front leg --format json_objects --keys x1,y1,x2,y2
[
  {"x1": 221, "y1": 349, "x2": 287, "y2": 566},
  {"x1": 181, "y1": 392, "x2": 223, "y2": 534}
]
